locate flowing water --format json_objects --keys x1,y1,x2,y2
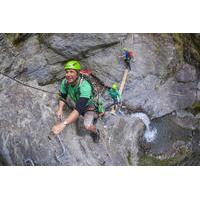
[
  {"x1": 131, "y1": 112, "x2": 197, "y2": 165},
  {"x1": 131, "y1": 112, "x2": 158, "y2": 142}
]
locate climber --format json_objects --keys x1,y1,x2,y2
[
  {"x1": 107, "y1": 83, "x2": 121, "y2": 110},
  {"x1": 119, "y1": 48, "x2": 135, "y2": 71},
  {"x1": 52, "y1": 60, "x2": 101, "y2": 143}
]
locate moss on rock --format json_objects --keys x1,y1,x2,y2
[
  {"x1": 185, "y1": 101, "x2": 200, "y2": 115},
  {"x1": 127, "y1": 151, "x2": 133, "y2": 165},
  {"x1": 139, "y1": 150, "x2": 192, "y2": 166},
  {"x1": 172, "y1": 33, "x2": 184, "y2": 64}
]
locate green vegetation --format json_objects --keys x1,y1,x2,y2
[
  {"x1": 5, "y1": 33, "x2": 17, "y2": 43},
  {"x1": 5, "y1": 33, "x2": 24, "y2": 48},
  {"x1": 127, "y1": 151, "x2": 133, "y2": 165},
  {"x1": 191, "y1": 101, "x2": 200, "y2": 110},
  {"x1": 0, "y1": 155, "x2": 8, "y2": 166},
  {"x1": 185, "y1": 101, "x2": 200, "y2": 115},
  {"x1": 139, "y1": 155, "x2": 175, "y2": 166},
  {"x1": 172, "y1": 33, "x2": 184, "y2": 64},
  {"x1": 174, "y1": 34, "x2": 200, "y2": 67},
  {"x1": 139, "y1": 150, "x2": 192, "y2": 166}
]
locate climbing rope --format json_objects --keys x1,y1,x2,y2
[
  {"x1": 54, "y1": 117, "x2": 67, "y2": 163},
  {"x1": 0, "y1": 71, "x2": 58, "y2": 95}
]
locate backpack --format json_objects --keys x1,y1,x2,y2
[
  {"x1": 123, "y1": 49, "x2": 133, "y2": 59},
  {"x1": 128, "y1": 51, "x2": 133, "y2": 58},
  {"x1": 124, "y1": 50, "x2": 129, "y2": 59},
  {"x1": 65, "y1": 69, "x2": 105, "y2": 114},
  {"x1": 79, "y1": 69, "x2": 105, "y2": 114},
  {"x1": 79, "y1": 69, "x2": 98, "y2": 97}
]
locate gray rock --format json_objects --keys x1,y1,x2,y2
[
  {"x1": 41, "y1": 33, "x2": 127, "y2": 60},
  {"x1": 0, "y1": 34, "x2": 25, "y2": 76},
  {"x1": 0, "y1": 75, "x2": 144, "y2": 165},
  {"x1": 175, "y1": 63, "x2": 197, "y2": 82},
  {"x1": 1, "y1": 33, "x2": 200, "y2": 165},
  {"x1": 20, "y1": 35, "x2": 41, "y2": 58},
  {"x1": 173, "y1": 110, "x2": 199, "y2": 130}
]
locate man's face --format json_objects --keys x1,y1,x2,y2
[{"x1": 65, "y1": 69, "x2": 78, "y2": 84}]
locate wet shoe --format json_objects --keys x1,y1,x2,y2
[{"x1": 92, "y1": 130, "x2": 100, "y2": 143}]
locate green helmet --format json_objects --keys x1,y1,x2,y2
[
  {"x1": 122, "y1": 48, "x2": 127, "y2": 52},
  {"x1": 64, "y1": 60, "x2": 81, "y2": 71},
  {"x1": 112, "y1": 83, "x2": 118, "y2": 90}
]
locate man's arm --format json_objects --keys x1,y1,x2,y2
[
  {"x1": 60, "y1": 97, "x2": 89, "y2": 126},
  {"x1": 58, "y1": 100, "x2": 65, "y2": 110},
  {"x1": 56, "y1": 100, "x2": 65, "y2": 119},
  {"x1": 63, "y1": 109, "x2": 80, "y2": 125},
  {"x1": 52, "y1": 97, "x2": 89, "y2": 135},
  {"x1": 52, "y1": 109, "x2": 80, "y2": 135}
]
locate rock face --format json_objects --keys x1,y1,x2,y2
[
  {"x1": 0, "y1": 74, "x2": 144, "y2": 165},
  {"x1": 0, "y1": 34, "x2": 25, "y2": 76},
  {"x1": 0, "y1": 33, "x2": 200, "y2": 165}
]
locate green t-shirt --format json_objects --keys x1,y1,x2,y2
[{"x1": 60, "y1": 77, "x2": 93, "y2": 106}]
